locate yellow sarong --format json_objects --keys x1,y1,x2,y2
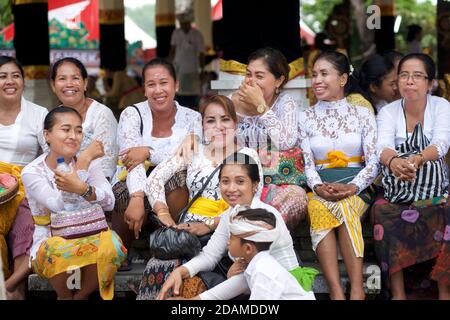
[
  {"x1": 32, "y1": 229, "x2": 127, "y2": 300},
  {"x1": 188, "y1": 197, "x2": 229, "y2": 218},
  {"x1": 0, "y1": 161, "x2": 25, "y2": 279},
  {"x1": 307, "y1": 150, "x2": 368, "y2": 257}
]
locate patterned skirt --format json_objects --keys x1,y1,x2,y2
[
  {"x1": 371, "y1": 197, "x2": 450, "y2": 286},
  {"x1": 307, "y1": 193, "x2": 369, "y2": 258},
  {"x1": 260, "y1": 184, "x2": 308, "y2": 232},
  {"x1": 32, "y1": 229, "x2": 127, "y2": 300},
  {"x1": 112, "y1": 170, "x2": 187, "y2": 216}
]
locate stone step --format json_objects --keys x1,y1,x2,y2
[{"x1": 28, "y1": 260, "x2": 382, "y2": 297}]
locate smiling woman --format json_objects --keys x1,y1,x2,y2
[
  {"x1": 50, "y1": 57, "x2": 118, "y2": 180},
  {"x1": 0, "y1": 56, "x2": 48, "y2": 300},
  {"x1": 111, "y1": 58, "x2": 202, "y2": 267},
  {"x1": 21, "y1": 106, "x2": 126, "y2": 300}
]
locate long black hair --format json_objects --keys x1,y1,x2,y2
[
  {"x1": 219, "y1": 152, "x2": 260, "y2": 183},
  {"x1": 313, "y1": 50, "x2": 364, "y2": 97},
  {"x1": 44, "y1": 106, "x2": 82, "y2": 131},
  {"x1": 356, "y1": 54, "x2": 395, "y2": 106}
]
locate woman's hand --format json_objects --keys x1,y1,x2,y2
[
  {"x1": 120, "y1": 147, "x2": 150, "y2": 171},
  {"x1": 124, "y1": 196, "x2": 146, "y2": 239},
  {"x1": 156, "y1": 212, "x2": 177, "y2": 227},
  {"x1": 175, "y1": 133, "x2": 199, "y2": 163},
  {"x1": 176, "y1": 222, "x2": 210, "y2": 236},
  {"x1": 390, "y1": 157, "x2": 416, "y2": 182},
  {"x1": 237, "y1": 81, "x2": 265, "y2": 109},
  {"x1": 157, "y1": 267, "x2": 186, "y2": 300},
  {"x1": 315, "y1": 184, "x2": 342, "y2": 201},
  {"x1": 407, "y1": 154, "x2": 424, "y2": 170},
  {"x1": 227, "y1": 258, "x2": 248, "y2": 279},
  {"x1": 81, "y1": 140, "x2": 105, "y2": 162},
  {"x1": 54, "y1": 164, "x2": 86, "y2": 195},
  {"x1": 326, "y1": 183, "x2": 358, "y2": 200}
]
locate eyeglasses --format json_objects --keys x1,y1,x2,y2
[{"x1": 398, "y1": 72, "x2": 429, "y2": 82}]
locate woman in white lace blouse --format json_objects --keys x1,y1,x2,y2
[
  {"x1": 179, "y1": 48, "x2": 308, "y2": 231},
  {"x1": 136, "y1": 95, "x2": 258, "y2": 300},
  {"x1": 50, "y1": 57, "x2": 118, "y2": 180},
  {"x1": 230, "y1": 47, "x2": 308, "y2": 231},
  {"x1": 299, "y1": 51, "x2": 379, "y2": 300},
  {"x1": 112, "y1": 58, "x2": 202, "y2": 265},
  {"x1": 22, "y1": 107, "x2": 126, "y2": 300}
]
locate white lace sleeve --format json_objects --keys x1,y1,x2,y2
[
  {"x1": 21, "y1": 168, "x2": 65, "y2": 213},
  {"x1": 86, "y1": 159, "x2": 115, "y2": 211},
  {"x1": 376, "y1": 106, "x2": 397, "y2": 157},
  {"x1": 91, "y1": 106, "x2": 118, "y2": 179},
  {"x1": 430, "y1": 98, "x2": 450, "y2": 158},
  {"x1": 118, "y1": 107, "x2": 147, "y2": 194},
  {"x1": 37, "y1": 111, "x2": 49, "y2": 154},
  {"x1": 258, "y1": 93, "x2": 298, "y2": 150},
  {"x1": 145, "y1": 155, "x2": 188, "y2": 207},
  {"x1": 190, "y1": 112, "x2": 203, "y2": 137},
  {"x1": 298, "y1": 112, "x2": 323, "y2": 190},
  {"x1": 349, "y1": 108, "x2": 379, "y2": 192}
]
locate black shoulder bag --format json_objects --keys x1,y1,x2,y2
[{"x1": 148, "y1": 164, "x2": 222, "y2": 260}]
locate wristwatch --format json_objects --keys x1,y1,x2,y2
[
  {"x1": 204, "y1": 218, "x2": 215, "y2": 232},
  {"x1": 81, "y1": 184, "x2": 93, "y2": 199},
  {"x1": 257, "y1": 103, "x2": 267, "y2": 114}
]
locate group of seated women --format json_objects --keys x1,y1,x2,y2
[{"x1": 0, "y1": 45, "x2": 448, "y2": 300}]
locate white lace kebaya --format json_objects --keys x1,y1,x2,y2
[
  {"x1": 116, "y1": 100, "x2": 202, "y2": 194},
  {"x1": 21, "y1": 155, "x2": 114, "y2": 262},
  {"x1": 145, "y1": 146, "x2": 262, "y2": 222},
  {"x1": 298, "y1": 98, "x2": 379, "y2": 193},
  {"x1": 236, "y1": 91, "x2": 299, "y2": 151}
]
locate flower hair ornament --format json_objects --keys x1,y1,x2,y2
[{"x1": 349, "y1": 64, "x2": 354, "y2": 76}]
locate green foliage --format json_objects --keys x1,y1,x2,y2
[
  {"x1": 126, "y1": 4, "x2": 156, "y2": 39},
  {"x1": 301, "y1": 0, "x2": 345, "y2": 33},
  {"x1": 301, "y1": 0, "x2": 437, "y2": 60},
  {"x1": 0, "y1": 0, "x2": 13, "y2": 49},
  {"x1": 0, "y1": 0, "x2": 13, "y2": 28},
  {"x1": 395, "y1": 0, "x2": 436, "y2": 59},
  {"x1": 49, "y1": 18, "x2": 98, "y2": 49}
]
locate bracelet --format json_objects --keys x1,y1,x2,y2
[
  {"x1": 131, "y1": 193, "x2": 145, "y2": 198},
  {"x1": 157, "y1": 211, "x2": 171, "y2": 217},
  {"x1": 349, "y1": 183, "x2": 360, "y2": 194},
  {"x1": 80, "y1": 184, "x2": 93, "y2": 199},
  {"x1": 313, "y1": 184, "x2": 323, "y2": 194},
  {"x1": 416, "y1": 153, "x2": 425, "y2": 166},
  {"x1": 387, "y1": 155, "x2": 400, "y2": 171}
]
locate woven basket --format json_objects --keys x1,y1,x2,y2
[{"x1": 0, "y1": 174, "x2": 19, "y2": 205}]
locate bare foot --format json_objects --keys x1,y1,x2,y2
[
  {"x1": 6, "y1": 289, "x2": 25, "y2": 300},
  {"x1": 350, "y1": 289, "x2": 366, "y2": 300}
]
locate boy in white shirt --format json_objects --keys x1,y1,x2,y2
[{"x1": 228, "y1": 207, "x2": 315, "y2": 300}]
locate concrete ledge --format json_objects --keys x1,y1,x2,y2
[{"x1": 28, "y1": 261, "x2": 381, "y2": 296}]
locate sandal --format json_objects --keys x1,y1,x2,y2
[{"x1": 118, "y1": 255, "x2": 133, "y2": 272}]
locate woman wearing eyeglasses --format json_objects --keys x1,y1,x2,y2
[{"x1": 374, "y1": 53, "x2": 450, "y2": 300}]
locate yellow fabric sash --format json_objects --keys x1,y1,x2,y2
[
  {"x1": 220, "y1": 57, "x2": 305, "y2": 80},
  {"x1": 188, "y1": 197, "x2": 229, "y2": 218},
  {"x1": 0, "y1": 161, "x2": 25, "y2": 279},
  {"x1": 33, "y1": 215, "x2": 51, "y2": 226},
  {"x1": 315, "y1": 151, "x2": 363, "y2": 169}
]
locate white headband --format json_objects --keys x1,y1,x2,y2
[{"x1": 228, "y1": 205, "x2": 279, "y2": 242}]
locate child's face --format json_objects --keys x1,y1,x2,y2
[{"x1": 228, "y1": 234, "x2": 245, "y2": 259}]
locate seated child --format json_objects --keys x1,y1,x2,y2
[{"x1": 228, "y1": 207, "x2": 316, "y2": 300}]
